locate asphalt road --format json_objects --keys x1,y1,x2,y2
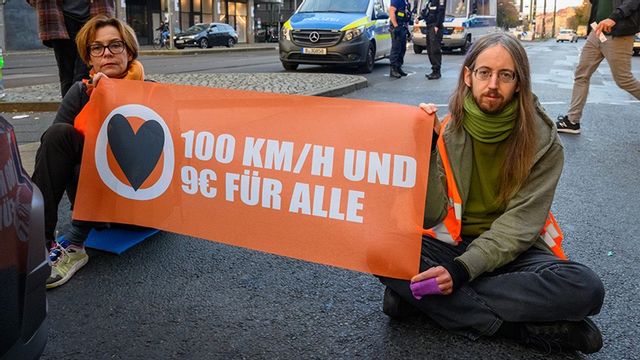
[{"x1": 4, "y1": 40, "x2": 640, "y2": 359}]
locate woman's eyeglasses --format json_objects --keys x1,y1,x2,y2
[
  {"x1": 472, "y1": 66, "x2": 518, "y2": 83},
  {"x1": 89, "y1": 41, "x2": 126, "y2": 57}
]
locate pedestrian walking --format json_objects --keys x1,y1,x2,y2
[
  {"x1": 389, "y1": 0, "x2": 412, "y2": 78},
  {"x1": 27, "y1": 0, "x2": 115, "y2": 97},
  {"x1": 379, "y1": 33, "x2": 604, "y2": 355},
  {"x1": 556, "y1": 0, "x2": 640, "y2": 134},
  {"x1": 419, "y1": 0, "x2": 446, "y2": 79}
]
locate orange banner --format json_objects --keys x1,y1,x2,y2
[{"x1": 73, "y1": 78, "x2": 433, "y2": 280}]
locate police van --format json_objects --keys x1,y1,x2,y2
[
  {"x1": 279, "y1": 0, "x2": 392, "y2": 73},
  {"x1": 412, "y1": 0, "x2": 497, "y2": 54}
]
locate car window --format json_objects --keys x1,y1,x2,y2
[{"x1": 187, "y1": 24, "x2": 208, "y2": 32}]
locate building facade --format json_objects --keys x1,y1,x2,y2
[
  {"x1": 130, "y1": 0, "x2": 300, "y2": 45},
  {"x1": 1, "y1": 0, "x2": 301, "y2": 50}
]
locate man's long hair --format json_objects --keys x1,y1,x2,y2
[{"x1": 448, "y1": 33, "x2": 536, "y2": 206}]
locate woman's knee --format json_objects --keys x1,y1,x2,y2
[
  {"x1": 40, "y1": 123, "x2": 77, "y2": 144},
  {"x1": 39, "y1": 123, "x2": 84, "y2": 156}
]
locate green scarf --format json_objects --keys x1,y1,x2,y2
[{"x1": 462, "y1": 93, "x2": 518, "y2": 143}]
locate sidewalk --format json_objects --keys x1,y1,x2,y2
[{"x1": 5, "y1": 42, "x2": 278, "y2": 57}]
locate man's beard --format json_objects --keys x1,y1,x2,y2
[{"x1": 475, "y1": 90, "x2": 513, "y2": 114}]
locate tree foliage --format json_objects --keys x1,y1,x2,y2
[
  {"x1": 567, "y1": 0, "x2": 591, "y2": 29},
  {"x1": 497, "y1": 0, "x2": 520, "y2": 29}
]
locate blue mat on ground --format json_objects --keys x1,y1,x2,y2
[{"x1": 83, "y1": 227, "x2": 160, "y2": 254}]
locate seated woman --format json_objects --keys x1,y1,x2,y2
[{"x1": 32, "y1": 15, "x2": 144, "y2": 289}]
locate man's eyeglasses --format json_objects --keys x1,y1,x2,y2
[
  {"x1": 472, "y1": 66, "x2": 518, "y2": 83},
  {"x1": 89, "y1": 41, "x2": 126, "y2": 57}
]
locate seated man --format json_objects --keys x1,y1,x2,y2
[
  {"x1": 379, "y1": 33, "x2": 605, "y2": 354},
  {"x1": 32, "y1": 15, "x2": 145, "y2": 289}
]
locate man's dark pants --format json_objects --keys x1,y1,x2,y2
[
  {"x1": 426, "y1": 25, "x2": 443, "y2": 74},
  {"x1": 389, "y1": 26, "x2": 408, "y2": 68},
  {"x1": 50, "y1": 15, "x2": 90, "y2": 98},
  {"x1": 379, "y1": 235, "x2": 605, "y2": 340}
]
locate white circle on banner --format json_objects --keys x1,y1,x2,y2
[{"x1": 94, "y1": 104, "x2": 174, "y2": 200}]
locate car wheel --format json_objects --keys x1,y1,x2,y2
[
  {"x1": 413, "y1": 44, "x2": 424, "y2": 54},
  {"x1": 282, "y1": 61, "x2": 299, "y2": 71},
  {"x1": 227, "y1": 38, "x2": 235, "y2": 48},
  {"x1": 199, "y1": 38, "x2": 209, "y2": 49},
  {"x1": 634, "y1": 50, "x2": 639, "y2": 56},
  {"x1": 460, "y1": 36, "x2": 471, "y2": 54},
  {"x1": 359, "y1": 43, "x2": 375, "y2": 73}
]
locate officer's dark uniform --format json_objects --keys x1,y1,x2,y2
[
  {"x1": 420, "y1": 0, "x2": 446, "y2": 79},
  {"x1": 389, "y1": 0, "x2": 411, "y2": 78}
]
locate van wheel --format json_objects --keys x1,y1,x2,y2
[
  {"x1": 460, "y1": 36, "x2": 471, "y2": 54},
  {"x1": 359, "y1": 44, "x2": 375, "y2": 73},
  {"x1": 282, "y1": 61, "x2": 299, "y2": 71},
  {"x1": 413, "y1": 44, "x2": 424, "y2": 54}
]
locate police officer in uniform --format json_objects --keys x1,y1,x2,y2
[
  {"x1": 419, "y1": 0, "x2": 446, "y2": 79},
  {"x1": 389, "y1": 0, "x2": 412, "y2": 78}
]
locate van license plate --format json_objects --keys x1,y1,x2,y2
[{"x1": 302, "y1": 48, "x2": 327, "y2": 55}]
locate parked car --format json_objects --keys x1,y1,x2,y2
[
  {"x1": 556, "y1": 29, "x2": 578, "y2": 43},
  {"x1": 0, "y1": 115, "x2": 49, "y2": 360},
  {"x1": 174, "y1": 23, "x2": 238, "y2": 49},
  {"x1": 633, "y1": 32, "x2": 640, "y2": 56}
]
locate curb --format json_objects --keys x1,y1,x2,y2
[
  {"x1": 0, "y1": 102, "x2": 61, "y2": 113},
  {"x1": 305, "y1": 77, "x2": 368, "y2": 97},
  {"x1": 139, "y1": 45, "x2": 278, "y2": 56}
]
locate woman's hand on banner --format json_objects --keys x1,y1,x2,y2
[{"x1": 92, "y1": 72, "x2": 109, "y2": 87}]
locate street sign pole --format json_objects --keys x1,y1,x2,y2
[{"x1": 167, "y1": 0, "x2": 174, "y2": 49}]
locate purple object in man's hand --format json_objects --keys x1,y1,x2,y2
[{"x1": 410, "y1": 277, "x2": 442, "y2": 300}]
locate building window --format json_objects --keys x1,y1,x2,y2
[{"x1": 180, "y1": 0, "x2": 191, "y2": 12}]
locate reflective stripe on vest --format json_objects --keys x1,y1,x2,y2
[
  {"x1": 422, "y1": 115, "x2": 567, "y2": 260},
  {"x1": 422, "y1": 115, "x2": 462, "y2": 245}
]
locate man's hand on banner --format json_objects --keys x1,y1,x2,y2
[
  {"x1": 419, "y1": 102, "x2": 441, "y2": 134},
  {"x1": 410, "y1": 265, "x2": 453, "y2": 295}
]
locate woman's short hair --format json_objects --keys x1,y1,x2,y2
[{"x1": 75, "y1": 15, "x2": 139, "y2": 65}]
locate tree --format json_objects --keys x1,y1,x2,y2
[
  {"x1": 567, "y1": 0, "x2": 591, "y2": 29},
  {"x1": 498, "y1": 0, "x2": 520, "y2": 29}
]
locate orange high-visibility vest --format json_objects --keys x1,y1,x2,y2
[{"x1": 422, "y1": 116, "x2": 567, "y2": 260}]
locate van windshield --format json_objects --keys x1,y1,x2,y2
[
  {"x1": 446, "y1": 0, "x2": 468, "y2": 17},
  {"x1": 297, "y1": 0, "x2": 370, "y2": 13}
]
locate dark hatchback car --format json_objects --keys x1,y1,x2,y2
[
  {"x1": 0, "y1": 116, "x2": 49, "y2": 360},
  {"x1": 174, "y1": 22, "x2": 238, "y2": 49}
]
